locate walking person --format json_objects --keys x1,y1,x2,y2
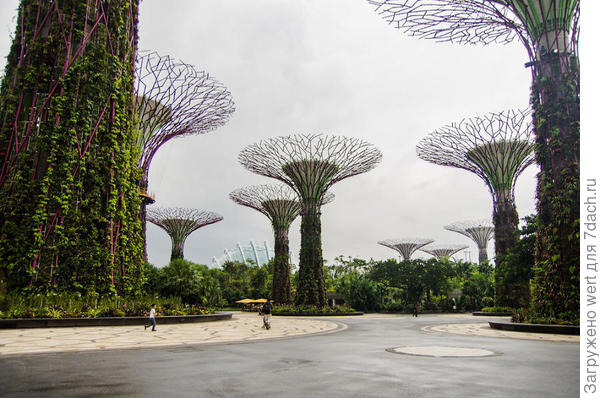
[
  {"x1": 260, "y1": 299, "x2": 273, "y2": 330},
  {"x1": 413, "y1": 303, "x2": 418, "y2": 317},
  {"x1": 144, "y1": 303, "x2": 157, "y2": 331}
]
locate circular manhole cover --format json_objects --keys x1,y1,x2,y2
[{"x1": 387, "y1": 345, "x2": 498, "y2": 358}]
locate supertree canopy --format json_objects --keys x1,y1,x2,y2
[
  {"x1": 369, "y1": 0, "x2": 580, "y2": 323},
  {"x1": 134, "y1": 51, "x2": 235, "y2": 185},
  {"x1": 0, "y1": 0, "x2": 144, "y2": 294},
  {"x1": 239, "y1": 134, "x2": 382, "y2": 306},
  {"x1": 230, "y1": 184, "x2": 334, "y2": 304},
  {"x1": 378, "y1": 238, "x2": 434, "y2": 261},
  {"x1": 147, "y1": 207, "x2": 223, "y2": 261},
  {"x1": 444, "y1": 219, "x2": 494, "y2": 264},
  {"x1": 421, "y1": 244, "x2": 468, "y2": 260},
  {"x1": 417, "y1": 109, "x2": 534, "y2": 307}
]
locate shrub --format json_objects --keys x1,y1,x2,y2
[
  {"x1": 272, "y1": 305, "x2": 356, "y2": 315},
  {"x1": 481, "y1": 306, "x2": 513, "y2": 313},
  {"x1": 0, "y1": 292, "x2": 215, "y2": 319}
]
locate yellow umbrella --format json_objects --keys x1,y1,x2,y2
[
  {"x1": 235, "y1": 299, "x2": 254, "y2": 304},
  {"x1": 251, "y1": 298, "x2": 268, "y2": 303}
]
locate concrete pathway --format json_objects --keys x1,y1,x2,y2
[
  {"x1": 0, "y1": 313, "x2": 577, "y2": 357},
  {"x1": 0, "y1": 312, "x2": 339, "y2": 356}
]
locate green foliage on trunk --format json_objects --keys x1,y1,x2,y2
[
  {"x1": 272, "y1": 228, "x2": 292, "y2": 304},
  {"x1": 495, "y1": 215, "x2": 537, "y2": 309},
  {"x1": 0, "y1": 0, "x2": 144, "y2": 296},
  {"x1": 531, "y1": 54, "x2": 580, "y2": 323},
  {"x1": 492, "y1": 198, "x2": 523, "y2": 307},
  {"x1": 295, "y1": 204, "x2": 326, "y2": 306}
]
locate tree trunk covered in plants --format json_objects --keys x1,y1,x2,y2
[
  {"x1": 295, "y1": 202, "x2": 326, "y2": 306},
  {"x1": 0, "y1": 0, "x2": 144, "y2": 295},
  {"x1": 477, "y1": 247, "x2": 488, "y2": 265},
  {"x1": 272, "y1": 227, "x2": 291, "y2": 304},
  {"x1": 531, "y1": 54, "x2": 580, "y2": 323},
  {"x1": 170, "y1": 241, "x2": 184, "y2": 262},
  {"x1": 493, "y1": 195, "x2": 529, "y2": 308}
]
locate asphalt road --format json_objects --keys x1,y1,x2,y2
[{"x1": 0, "y1": 315, "x2": 578, "y2": 397}]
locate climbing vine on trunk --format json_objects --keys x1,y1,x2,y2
[{"x1": 0, "y1": 0, "x2": 144, "y2": 295}]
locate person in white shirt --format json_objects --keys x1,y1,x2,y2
[{"x1": 144, "y1": 303, "x2": 157, "y2": 331}]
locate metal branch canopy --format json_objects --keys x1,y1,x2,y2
[
  {"x1": 147, "y1": 207, "x2": 223, "y2": 261},
  {"x1": 444, "y1": 219, "x2": 494, "y2": 264},
  {"x1": 239, "y1": 134, "x2": 382, "y2": 202},
  {"x1": 378, "y1": 238, "x2": 434, "y2": 261},
  {"x1": 416, "y1": 109, "x2": 535, "y2": 206},
  {"x1": 368, "y1": 0, "x2": 579, "y2": 61},
  {"x1": 134, "y1": 51, "x2": 235, "y2": 181},
  {"x1": 421, "y1": 244, "x2": 469, "y2": 260}
]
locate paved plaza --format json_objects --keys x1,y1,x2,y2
[{"x1": 0, "y1": 312, "x2": 579, "y2": 397}]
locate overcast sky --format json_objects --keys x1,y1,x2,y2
[{"x1": 1, "y1": 0, "x2": 565, "y2": 268}]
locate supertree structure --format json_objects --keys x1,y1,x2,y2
[
  {"x1": 134, "y1": 51, "x2": 235, "y2": 188},
  {"x1": 147, "y1": 207, "x2": 223, "y2": 261},
  {"x1": 421, "y1": 244, "x2": 468, "y2": 260},
  {"x1": 444, "y1": 219, "x2": 494, "y2": 264},
  {"x1": 0, "y1": 0, "x2": 144, "y2": 294},
  {"x1": 417, "y1": 109, "x2": 534, "y2": 307},
  {"x1": 368, "y1": 0, "x2": 579, "y2": 322},
  {"x1": 230, "y1": 184, "x2": 334, "y2": 304},
  {"x1": 133, "y1": 51, "x2": 234, "y2": 259},
  {"x1": 378, "y1": 238, "x2": 434, "y2": 261},
  {"x1": 239, "y1": 134, "x2": 382, "y2": 306}
]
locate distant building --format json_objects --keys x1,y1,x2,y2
[{"x1": 212, "y1": 241, "x2": 274, "y2": 267}]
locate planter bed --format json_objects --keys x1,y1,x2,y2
[
  {"x1": 489, "y1": 321, "x2": 579, "y2": 335},
  {"x1": 274, "y1": 312, "x2": 363, "y2": 317},
  {"x1": 473, "y1": 312, "x2": 512, "y2": 316},
  {"x1": 0, "y1": 312, "x2": 232, "y2": 329}
]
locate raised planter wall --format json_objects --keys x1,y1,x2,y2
[
  {"x1": 0, "y1": 312, "x2": 233, "y2": 329},
  {"x1": 489, "y1": 321, "x2": 579, "y2": 335}
]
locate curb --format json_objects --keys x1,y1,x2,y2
[
  {"x1": 0, "y1": 312, "x2": 233, "y2": 329},
  {"x1": 489, "y1": 321, "x2": 579, "y2": 335}
]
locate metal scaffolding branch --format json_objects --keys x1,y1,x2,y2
[
  {"x1": 134, "y1": 51, "x2": 235, "y2": 182},
  {"x1": 416, "y1": 109, "x2": 535, "y2": 208}
]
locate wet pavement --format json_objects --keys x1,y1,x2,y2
[{"x1": 0, "y1": 313, "x2": 579, "y2": 397}]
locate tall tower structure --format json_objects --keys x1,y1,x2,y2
[
  {"x1": 0, "y1": 0, "x2": 144, "y2": 294},
  {"x1": 378, "y1": 238, "x2": 434, "y2": 261},
  {"x1": 368, "y1": 0, "x2": 579, "y2": 322},
  {"x1": 230, "y1": 184, "x2": 334, "y2": 304},
  {"x1": 147, "y1": 207, "x2": 223, "y2": 261},
  {"x1": 239, "y1": 134, "x2": 382, "y2": 306},
  {"x1": 416, "y1": 109, "x2": 535, "y2": 307},
  {"x1": 444, "y1": 220, "x2": 494, "y2": 264}
]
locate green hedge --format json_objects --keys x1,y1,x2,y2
[
  {"x1": 0, "y1": 292, "x2": 213, "y2": 319},
  {"x1": 272, "y1": 305, "x2": 355, "y2": 315}
]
